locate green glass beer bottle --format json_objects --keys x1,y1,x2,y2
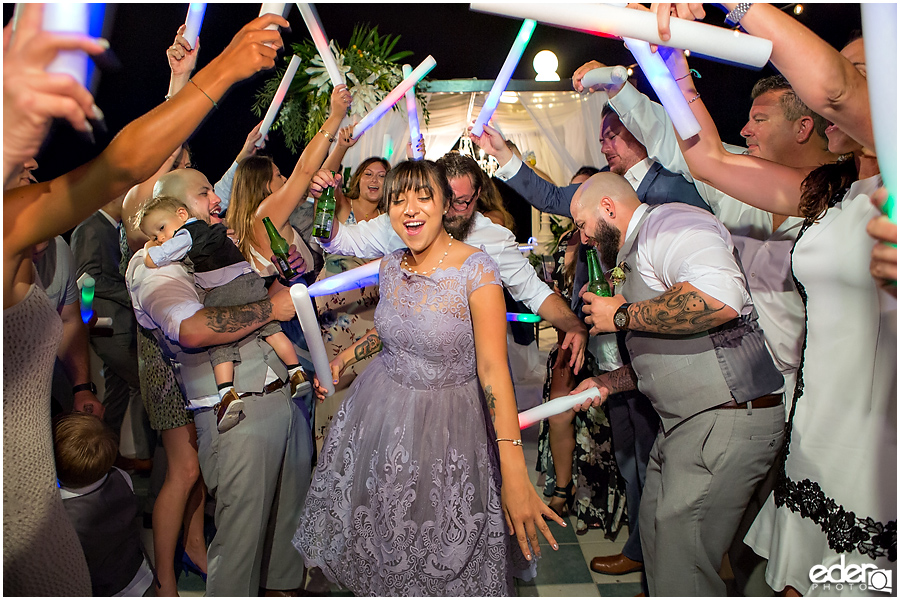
[
  {"x1": 587, "y1": 247, "x2": 612, "y2": 297},
  {"x1": 263, "y1": 216, "x2": 296, "y2": 280},
  {"x1": 312, "y1": 173, "x2": 337, "y2": 239}
]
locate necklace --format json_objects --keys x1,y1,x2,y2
[
  {"x1": 402, "y1": 233, "x2": 453, "y2": 276},
  {"x1": 350, "y1": 197, "x2": 380, "y2": 222}
]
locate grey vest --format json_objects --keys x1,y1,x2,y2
[
  {"x1": 616, "y1": 206, "x2": 783, "y2": 432},
  {"x1": 152, "y1": 328, "x2": 288, "y2": 400}
]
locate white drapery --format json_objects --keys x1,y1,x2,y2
[{"x1": 336, "y1": 89, "x2": 609, "y2": 186}]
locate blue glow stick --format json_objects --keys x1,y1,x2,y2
[
  {"x1": 77, "y1": 274, "x2": 95, "y2": 324},
  {"x1": 471, "y1": 19, "x2": 537, "y2": 137},
  {"x1": 507, "y1": 312, "x2": 541, "y2": 323},
  {"x1": 352, "y1": 55, "x2": 436, "y2": 140},
  {"x1": 624, "y1": 38, "x2": 700, "y2": 140},
  {"x1": 42, "y1": 3, "x2": 90, "y2": 87},
  {"x1": 402, "y1": 64, "x2": 424, "y2": 160},
  {"x1": 183, "y1": 3, "x2": 206, "y2": 50},
  {"x1": 307, "y1": 260, "x2": 381, "y2": 297},
  {"x1": 861, "y1": 4, "x2": 897, "y2": 223}
]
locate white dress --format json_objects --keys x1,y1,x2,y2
[{"x1": 745, "y1": 175, "x2": 897, "y2": 595}]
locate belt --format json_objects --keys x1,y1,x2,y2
[
  {"x1": 716, "y1": 393, "x2": 782, "y2": 411},
  {"x1": 238, "y1": 377, "x2": 287, "y2": 399}
]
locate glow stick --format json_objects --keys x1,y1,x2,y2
[
  {"x1": 403, "y1": 64, "x2": 424, "y2": 160},
  {"x1": 507, "y1": 312, "x2": 541, "y2": 323},
  {"x1": 94, "y1": 317, "x2": 113, "y2": 328},
  {"x1": 581, "y1": 66, "x2": 628, "y2": 90},
  {"x1": 308, "y1": 259, "x2": 381, "y2": 297},
  {"x1": 259, "y1": 3, "x2": 288, "y2": 29},
  {"x1": 470, "y1": 3, "x2": 772, "y2": 70},
  {"x1": 517, "y1": 243, "x2": 534, "y2": 253},
  {"x1": 382, "y1": 133, "x2": 394, "y2": 161},
  {"x1": 42, "y1": 3, "x2": 90, "y2": 87},
  {"x1": 352, "y1": 55, "x2": 437, "y2": 140},
  {"x1": 518, "y1": 387, "x2": 601, "y2": 429},
  {"x1": 256, "y1": 55, "x2": 302, "y2": 147},
  {"x1": 624, "y1": 38, "x2": 700, "y2": 140},
  {"x1": 470, "y1": 19, "x2": 537, "y2": 136},
  {"x1": 296, "y1": 3, "x2": 345, "y2": 87},
  {"x1": 182, "y1": 3, "x2": 206, "y2": 50},
  {"x1": 77, "y1": 273, "x2": 95, "y2": 324},
  {"x1": 861, "y1": 4, "x2": 897, "y2": 223},
  {"x1": 290, "y1": 284, "x2": 335, "y2": 397}
]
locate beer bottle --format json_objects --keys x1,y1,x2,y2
[
  {"x1": 263, "y1": 216, "x2": 296, "y2": 280},
  {"x1": 586, "y1": 247, "x2": 612, "y2": 297},
  {"x1": 312, "y1": 172, "x2": 337, "y2": 239}
]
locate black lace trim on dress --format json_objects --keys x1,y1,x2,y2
[{"x1": 775, "y1": 188, "x2": 897, "y2": 562}]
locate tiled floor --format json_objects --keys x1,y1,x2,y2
[{"x1": 133, "y1": 329, "x2": 642, "y2": 596}]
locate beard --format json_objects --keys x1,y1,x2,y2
[
  {"x1": 444, "y1": 212, "x2": 477, "y2": 241},
  {"x1": 590, "y1": 220, "x2": 622, "y2": 271}
]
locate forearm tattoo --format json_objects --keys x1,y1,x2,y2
[
  {"x1": 205, "y1": 299, "x2": 272, "y2": 333},
  {"x1": 484, "y1": 385, "x2": 497, "y2": 424},
  {"x1": 353, "y1": 332, "x2": 383, "y2": 362},
  {"x1": 629, "y1": 283, "x2": 730, "y2": 334},
  {"x1": 604, "y1": 366, "x2": 638, "y2": 394}
]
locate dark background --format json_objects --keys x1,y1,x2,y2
[{"x1": 4, "y1": 3, "x2": 863, "y2": 187}]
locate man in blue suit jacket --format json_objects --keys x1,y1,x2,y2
[{"x1": 474, "y1": 105, "x2": 708, "y2": 580}]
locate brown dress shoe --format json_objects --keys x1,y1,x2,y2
[
  {"x1": 590, "y1": 553, "x2": 644, "y2": 575},
  {"x1": 216, "y1": 388, "x2": 244, "y2": 433}
]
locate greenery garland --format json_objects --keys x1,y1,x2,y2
[{"x1": 253, "y1": 24, "x2": 430, "y2": 153}]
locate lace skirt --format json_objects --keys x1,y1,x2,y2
[{"x1": 293, "y1": 355, "x2": 536, "y2": 596}]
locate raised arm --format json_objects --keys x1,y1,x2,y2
[
  {"x1": 321, "y1": 124, "x2": 358, "y2": 175},
  {"x1": 469, "y1": 276, "x2": 564, "y2": 559},
  {"x1": 5, "y1": 13, "x2": 290, "y2": 260},
  {"x1": 254, "y1": 85, "x2": 351, "y2": 239},
  {"x1": 166, "y1": 24, "x2": 199, "y2": 99}
]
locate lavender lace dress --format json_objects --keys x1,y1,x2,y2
[{"x1": 294, "y1": 249, "x2": 536, "y2": 596}]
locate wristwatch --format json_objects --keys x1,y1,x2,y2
[
  {"x1": 72, "y1": 382, "x2": 98, "y2": 395},
  {"x1": 613, "y1": 303, "x2": 631, "y2": 331}
]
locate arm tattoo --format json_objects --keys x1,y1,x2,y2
[
  {"x1": 204, "y1": 298, "x2": 272, "y2": 334},
  {"x1": 353, "y1": 333, "x2": 383, "y2": 362},
  {"x1": 629, "y1": 283, "x2": 730, "y2": 334},
  {"x1": 484, "y1": 385, "x2": 497, "y2": 424},
  {"x1": 604, "y1": 366, "x2": 638, "y2": 394}
]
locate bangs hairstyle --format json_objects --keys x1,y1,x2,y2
[
  {"x1": 382, "y1": 160, "x2": 452, "y2": 212},
  {"x1": 132, "y1": 195, "x2": 190, "y2": 233}
]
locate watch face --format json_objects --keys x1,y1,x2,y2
[{"x1": 614, "y1": 310, "x2": 627, "y2": 328}]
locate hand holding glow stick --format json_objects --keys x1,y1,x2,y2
[
  {"x1": 518, "y1": 387, "x2": 602, "y2": 429},
  {"x1": 581, "y1": 66, "x2": 629, "y2": 91},
  {"x1": 470, "y1": 3, "x2": 772, "y2": 70},
  {"x1": 256, "y1": 55, "x2": 302, "y2": 147},
  {"x1": 296, "y1": 3, "x2": 345, "y2": 87},
  {"x1": 259, "y1": 3, "x2": 288, "y2": 28},
  {"x1": 307, "y1": 259, "x2": 381, "y2": 297},
  {"x1": 403, "y1": 64, "x2": 424, "y2": 160},
  {"x1": 42, "y1": 3, "x2": 90, "y2": 87},
  {"x1": 182, "y1": 3, "x2": 206, "y2": 50},
  {"x1": 470, "y1": 19, "x2": 537, "y2": 137},
  {"x1": 77, "y1": 273, "x2": 95, "y2": 324},
  {"x1": 624, "y1": 39, "x2": 700, "y2": 140},
  {"x1": 861, "y1": 4, "x2": 897, "y2": 223},
  {"x1": 352, "y1": 55, "x2": 437, "y2": 140},
  {"x1": 290, "y1": 284, "x2": 335, "y2": 397}
]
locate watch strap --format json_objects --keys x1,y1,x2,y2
[
  {"x1": 72, "y1": 382, "x2": 98, "y2": 395},
  {"x1": 614, "y1": 302, "x2": 631, "y2": 331}
]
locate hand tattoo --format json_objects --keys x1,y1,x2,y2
[
  {"x1": 629, "y1": 283, "x2": 730, "y2": 334},
  {"x1": 205, "y1": 299, "x2": 272, "y2": 333},
  {"x1": 353, "y1": 333, "x2": 382, "y2": 362}
]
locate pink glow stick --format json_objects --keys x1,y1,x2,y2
[
  {"x1": 352, "y1": 55, "x2": 437, "y2": 140},
  {"x1": 518, "y1": 387, "x2": 601, "y2": 429},
  {"x1": 296, "y1": 3, "x2": 345, "y2": 87}
]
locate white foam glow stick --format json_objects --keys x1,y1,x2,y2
[
  {"x1": 624, "y1": 38, "x2": 700, "y2": 140},
  {"x1": 470, "y1": 3, "x2": 772, "y2": 70},
  {"x1": 259, "y1": 3, "x2": 288, "y2": 28},
  {"x1": 183, "y1": 3, "x2": 206, "y2": 50},
  {"x1": 517, "y1": 387, "x2": 601, "y2": 429},
  {"x1": 290, "y1": 284, "x2": 335, "y2": 397},
  {"x1": 42, "y1": 3, "x2": 90, "y2": 87},
  {"x1": 296, "y1": 3, "x2": 345, "y2": 87},
  {"x1": 402, "y1": 64, "x2": 424, "y2": 160},
  {"x1": 308, "y1": 259, "x2": 381, "y2": 297},
  {"x1": 470, "y1": 19, "x2": 537, "y2": 136},
  {"x1": 352, "y1": 55, "x2": 437, "y2": 140},
  {"x1": 861, "y1": 3, "x2": 898, "y2": 223},
  {"x1": 581, "y1": 66, "x2": 629, "y2": 90},
  {"x1": 256, "y1": 55, "x2": 302, "y2": 147}
]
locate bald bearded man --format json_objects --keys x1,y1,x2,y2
[{"x1": 568, "y1": 173, "x2": 785, "y2": 596}]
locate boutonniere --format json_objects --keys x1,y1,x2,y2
[{"x1": 606, "y1": 261, "x2": 630, "y2": 287}]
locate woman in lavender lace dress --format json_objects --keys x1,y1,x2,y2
[{"x1": 294, "y1": 160, "x2": 564, "y2": 596}]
